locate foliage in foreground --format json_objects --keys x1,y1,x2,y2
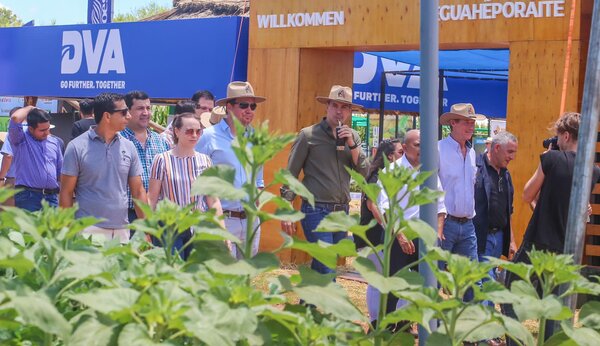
[{"x1": 0, "y1": 120, "x2": 598, "y2": 345}]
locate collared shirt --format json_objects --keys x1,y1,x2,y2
[
  {"x1": 2, "y1": 124, "x2": 31, "y2": 178},
  {"x1": 287, "y1": 118, "x2": 369, "y2": 204},
  {"x1": 120, "y1": 127, "x2": 170, "y2": 209},
  {"x1": 195, "y1": 119, "x2": 264, "y2": 211},
  {"x1": 8, "y1": 120, "x2": 63, "y2": 189},
  {"x1": 62, "y1": 126, "x2": 143, "y2": 229},
  {"x1": 438, "y1": 135, "x2": 477, "y2": 218},
  {"x1": 483, "y1": 154, "x2": 508, "y2": 230},
  {"x1": 377, "y1": 155, "x2": 446, "y2": 219}
]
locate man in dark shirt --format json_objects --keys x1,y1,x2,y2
[
  {"x1": 282, "y1": 85, "x2": 369, "y2": 274},
  {"x1": 503, "y1": 112, "x2": 600, "y2": 345},
  {"x1": 71, "y1": 99, "x2": 95, "y2": 139},
  {"x1": 473, "y1": 131, "x2": 518, "y2": 308}
]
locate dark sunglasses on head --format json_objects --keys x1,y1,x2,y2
[
  {"x1": 184, "y1": 128, "x2": 202, "y2": 136},
  {"x1": 111, "y1": 108, "x2": 129, "y2": 117},
  {"x1": 235, "y1": 102, "x2": 257, "y2": 111}
]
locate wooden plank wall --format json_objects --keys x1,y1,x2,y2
[
  {"x1": 506, "y1": 40, "x2": 582, "y2": 246},
  {"x1": 250, "y1": 48, "x2": 354, "y2": 264}
]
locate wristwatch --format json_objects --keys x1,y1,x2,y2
[{"x1": 280, "y1": 186, "x2": 296, "y2": 202}]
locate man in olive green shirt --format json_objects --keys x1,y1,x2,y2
[{"x1": 282, "y1": 85, "x2": 369, "y2": 274}]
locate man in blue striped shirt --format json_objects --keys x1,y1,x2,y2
[{"x1": 120, "y1": 91, "x2": 169, "y2": 224}]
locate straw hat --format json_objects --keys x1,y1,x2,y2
[
  {"x1": 440, "y1": 103, "x2": 486, "y2": 125},
  {"x1": 215, "y1": 81, "x2": 266, "y2": 106},
  {"x1": 316, "y1": 85, "x2": 363, "y2": 109},
  {"x1": 200, "y1": 106, "x2": 227, "y2": 128}
]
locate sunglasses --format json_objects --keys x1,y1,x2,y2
[
  {"x1": 184, "y1": 128, "x2": 202, "y2": 136},
  {"x1": 235, "y1": 102, "x2": 257, "y2": 111},
  {"x1": 111, "y1": 108, "x2": 129, "y2": 117}
]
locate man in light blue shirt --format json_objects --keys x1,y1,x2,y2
[{"x1": 196, "y1": 81, "x2": 266, "y2": 259}]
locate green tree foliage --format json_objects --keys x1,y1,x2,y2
[
  {"x1": 113, "y1": 2, "x2": 171, "y2": 23},
  {"x1": 0, "y1": 6, "x2": 22, "y2": 27}
]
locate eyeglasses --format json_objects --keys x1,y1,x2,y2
[
  {"x1": 184, "y1": 128, "x2": 202, "y2": 136},
  {"x1": 111, "y1": 108, "x2": 129, "y2": 117},
  {"x1": 498, "y1": 176, "x2": 504, "y2": 192},
  {"x1": 235, "y1": 102, "x2": 257, "y2": 111}
]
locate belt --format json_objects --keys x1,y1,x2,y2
[
  {"x1": 446, "y1": 214, "x2": 471, "y2": 224},
  {"x1": 16, "y1": 185, "x2": 59, "y2": 195},
  {"x1": 314, "y1": 202, "x2": 349, "y2": 212},
  {"x1": 223, "y1": 210, "x2": 247, "y2": 219}
]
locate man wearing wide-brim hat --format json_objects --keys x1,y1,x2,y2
[
  {"x1": 282, "y1": 85, "x2": 369, "y2": 275},
  {"x1": 437, "y1": 102, "x2": 487, "y2": 302},
  {"x1": 196, "y1": 81, "x2": 266, "y2": 260}
]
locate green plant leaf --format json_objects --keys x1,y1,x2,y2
[
  {"x1": 70, "y1": 288, "x2": 140, "y2": 315},
  {"x1": 454, "y1": 305, "x2": 504, "y2": 342},
  {"x1": 199, "y1": 164, "x2": 236, "y2": 184},
  {"x1": 425, "y1": 332, "x2": 452, "y2": 346},
  {"x1": 560, "y1": 320, "x2": 600, "y2": 346},
  {"x1": 274, "y1": 169, "x2": 314, "y2": 206},
  {"x1": 579, "y1": 301, "x2": 600, "y2": 329},
  {"x1": 192, "y1": 175, "x2": 248, "y2": 200},
  {"x1": 185, "y1": 296, "x2": 258, "y2": 345},
  {"x1": 499, "y1": 315, "x2": 535, "y2": 346},
  {"x1": 281, "y1": 235, "x2": 356, "y2": 269},
  {"x1": 70, "y1": 315, "x2": 119, "y2": 346},
  {"x1": 289, "y1": 267, "x2": 365, "y2": 322},
  {"x1": 403, "y1": 219, "x2": 437, "y2": 248},
  {"x1": 11, "y1": 294, "x2": 71, "y2": 339},
  {"x1": 380, "y1": 305, "x2": 435, "y2": 332},
  {"x1": 352, "y1": 256, "x2": 411, "y2": 294},
  {"x1": 118, "y1": 323, "x2": 166, "y2": 345},
  {"x1": 345, "y1": 167, "x2": 381, "y2": 205}
]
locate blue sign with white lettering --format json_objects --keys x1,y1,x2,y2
[
  {"x1": 0, "y1": 18, "x2": 248, "y2": 99},
  {"x1": 353, "y1": 52, "x2": 508, "y2": 118},
  {"x1": 88, "y1": 0, "x2": 113, "y2": 24}
]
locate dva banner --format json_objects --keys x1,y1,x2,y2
[
  {"x1": 0, "y1": 17, "x2": 248, "y2": 99},
  {"x1": 353, "y1": 53, "x2": 508, "y2": 118}
]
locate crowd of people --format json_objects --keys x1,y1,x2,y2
[{"x1": 0, "y1": 81, "x2": 597, "y2": 344}]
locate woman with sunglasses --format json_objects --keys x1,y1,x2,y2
[{"x1": 148, "y1": 112, "x2": 224, "y2": 259}]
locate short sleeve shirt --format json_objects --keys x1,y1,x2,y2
[
  {"x1": 62, "y1": 127, "x2": 143, "y2": 229},
  {"x1": 150, "y1": 151, "x2": 212, "y2": 211}
]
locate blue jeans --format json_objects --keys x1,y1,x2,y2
[
  {"x1": 439, "y1": 218, "x2": 479, "y2": 301},
  {"x1": 478, "y1": 230, "x2": 504, "y2": 307},
  {"x1": 14, "y1": 190, "x2": 58, "y2": 212},
  {"x1": 300, "y1": 202, "x2": 349, "y2": 274}
]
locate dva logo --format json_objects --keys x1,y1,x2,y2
[{"x1": 61, "y1": 29, "x2": 126, "y2": 75}]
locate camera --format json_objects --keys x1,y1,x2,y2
[{"x1": 542, "y1": 136, "x2": 559, "y2": 150}]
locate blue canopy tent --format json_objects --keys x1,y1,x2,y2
[{"x1": 353, "y1": 49, "x2": 509, "y2": 147}]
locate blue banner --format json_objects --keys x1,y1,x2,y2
[
  {"x1": 353, "y1": 52, "x2": 508, "y2": 118},
  {"x1": 0, "y1": 17, "x2": 248, "y2": 99},
  {"x1": 88, "y1": 0, "x2": 113, "y2": 24}
]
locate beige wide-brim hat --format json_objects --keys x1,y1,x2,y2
[
  {"x1": 316, "y1": 85, "x2": 363, "y2": 110},
  {"x1": 215, "y1": 81, "x2": 266, "y2": 106},
  {"x1": 440, "y1": 103, "x2": 487, "y2": 125},
  {"x1": 200, "y1": 106, "x2": 228, "y2": 128}
]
